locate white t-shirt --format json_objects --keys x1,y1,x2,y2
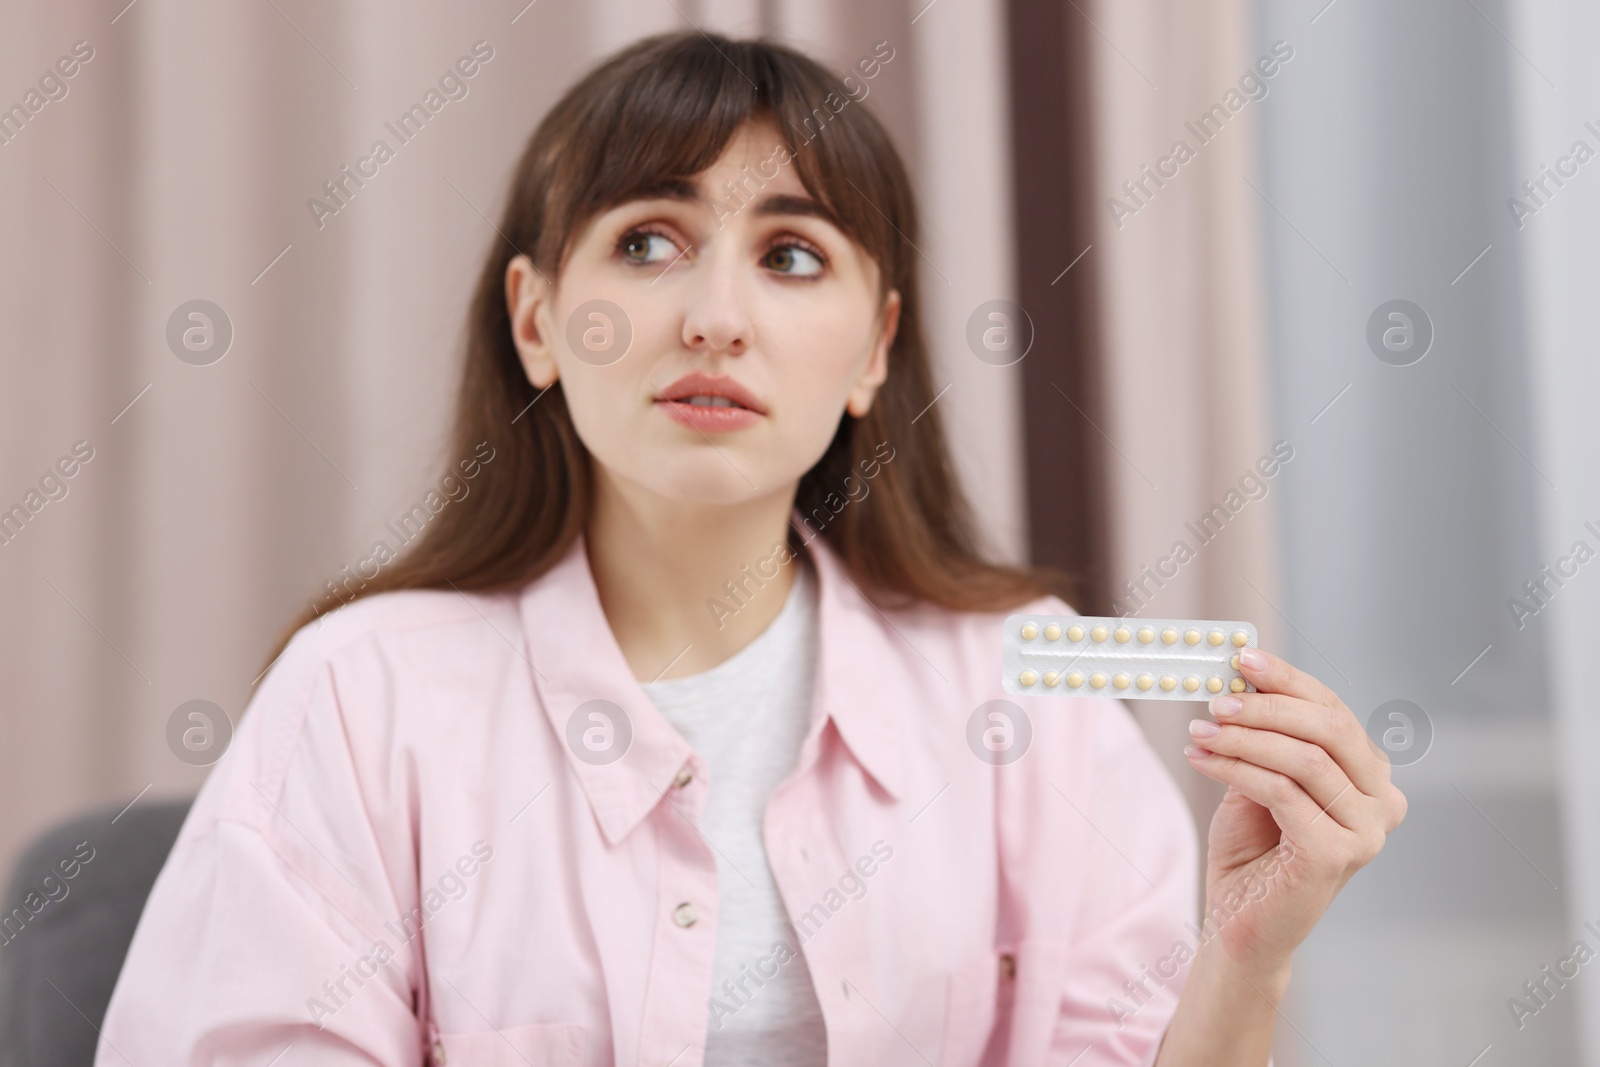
[{"x1": 640, "y1": 559, "x2": 828, "y2": 1066}]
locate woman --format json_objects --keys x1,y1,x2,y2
[{"x1": 97, "y1": 30, "x2": 1405, "y2": 1067}]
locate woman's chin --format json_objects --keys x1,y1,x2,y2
[{"x1": 606, "y1": 458, "x2": 789, "y2": 510}]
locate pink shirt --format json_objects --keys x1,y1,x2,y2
[{"x1": 97, "y1": 526, "x2": 1197, "y2": 1067}]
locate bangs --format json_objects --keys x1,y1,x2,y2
[{"x1": 521, "y1": 33, "x2": 905, "y2": 296}]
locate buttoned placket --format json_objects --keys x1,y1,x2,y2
[
  {"x1": 635, "y1": 753, "x2": 720, "y2": 1067},
  {"x1": 762, "y1": 746, "x2": 893, "y2": 1066},
  {"x1": 519, "y1": 530, "x2": 926, "y2": 1065}
]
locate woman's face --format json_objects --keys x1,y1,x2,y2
[{"x1": 505, "y1": 120, "x2": 900, "y2": 507}]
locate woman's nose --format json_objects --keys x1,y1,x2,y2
[{"x1": 680, "y1": 245, "x2": 754, "y2": 356}]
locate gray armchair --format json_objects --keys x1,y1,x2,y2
[{"x1": 0, "y1": 798, "x2": 192, "y2": 1067}]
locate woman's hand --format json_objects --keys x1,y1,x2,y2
[
  {"x1": 1152, "y1": 647, "x2": 1407, "y2": 1065},
  {"x1": 1182, "y1": 646, "x2": 1408, "y2": 985}
]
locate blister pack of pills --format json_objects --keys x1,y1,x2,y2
[{"x1": 1002, "y1": 616, "x2": 1259, "y2": 701}]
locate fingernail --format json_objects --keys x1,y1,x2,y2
[
  {"x1": 1188, "y1": 718, "x2": 1220, "y2": 738},
  {"x1": 1238, "y1": 647, "x2": 1268, "y2": 671},
  {"x1": 1183, "y1": 744, "x2": 1207, "y2": 759},
  {"x1": 1209, "y1": 696, "x2": 1243, "y2": 717}
]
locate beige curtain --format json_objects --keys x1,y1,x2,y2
[
  {"x1": 1084, "y1": 0, "x2": 1285, "y2": 813},
  {"x1": 0, "y1": 0, "x2": 1025, "y2": 877},
  {"x1": 2, "y1": 0, "x2": 1279, "y2": 916}
]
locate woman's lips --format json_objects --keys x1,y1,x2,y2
[
  {"x1": 654, "y1": 372, "x2": 766, "y2": 432},
  {"x1": 655, "y1": 395, "x2": 764, "y2": 432}
]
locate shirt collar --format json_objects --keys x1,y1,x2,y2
[
  {"x1": 799, "y1": 517, "x2": 907, "y2": 803},
  {"x1": 517, "y1": 516, "x2": 906, "y2": 845}
]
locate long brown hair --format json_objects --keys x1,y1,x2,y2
[{"x1": 267, "y1": 30, "x2": 1073, "y2": 667}]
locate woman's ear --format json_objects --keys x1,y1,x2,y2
[
  {"x1": 505, "y1": 254, "x2": 560, "y2": 389},
  {"x1": 845, "y1": 287, "x2": 900, "y2": 418}
]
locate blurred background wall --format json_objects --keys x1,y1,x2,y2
[
  {"x1": 0, "y1": 0, "x2": 1590, "y2": 1063},
  {"x1": 1252, "y1": 0, "x2": 1572, "y2": 1061}
]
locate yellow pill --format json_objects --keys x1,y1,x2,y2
[
  {"x1": 1232, "y1": 630, "x2": 1249, "y2": 647},
  {"x1": 1230, "y1": 677, "x2": 1247, "y2": 693},
  {"x1": 1020, "y1": 670, "x2": 1038, "y2": 686},
  {"x1": 1021, "y1": 622, "x2": 1038, "y2": 640},
  {"x1": 1043, "y1": 670, "x2": 1060, "y2": 687},
  {"x1": 1113, "y1": 672, "x2": 1131, "y2": 690},
  {"x1": 1114, "y1": 627, "x2": 1131, "y2": 643},
  {"x1": 1184, "y1": 629, "x2": 1201, "y2": 646},
  {"x1": 1044, "y1": 623, "x2": 1062, "y2": 641},
  {"x1": 1137, "y1": 627, "x2": 1155, "y2": 644},
  {"x1": 1067, "y1": 625, "x2": 1085, "y2": 641},
  {"x1": 1159, "y1": 675, "x2": 1177, "y2": 692},
  {"x1": 1065, "y1": 671, "x2": 1084, "y2": 688},
  {"x1": 1208, "y1": 630, "x2": 1225, "y2": 646},
  {"x1": 1206, "y1": 676, "x2": 1224, "y2": 693},
  {"x1": 1091, "y1": 625, "x2": 1109, "y2": 642},
  {"x1": 1089, "y1": 672, "x2": 1107, "y2": 689},
  {"x1": 1161, "y1": 628, "x2": 1179, "y2": 644},
  {"x1": 1136, "y1": 673, "x2": 1155, "y2": 691},
  {"x1": 1231, "y1": 654, "x2": 1240, "y2": 670},
  {"x1": 1183, "y1": 676, "x2": 1201, "y2": 692}
]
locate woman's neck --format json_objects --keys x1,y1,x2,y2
[{"x1": 585, "y1": 469, "x2": 800, "y2": 681}]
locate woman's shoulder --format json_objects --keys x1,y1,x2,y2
[
  {"x1": 938, "y1": 590, "x2": 1075, "y2": 638},
  {"x1": 884, "y1": 590, "x2": 1074, "y2": 675},
  {"x1": 194, "y1": 587, "x2": 528, "y2": 850},
  {"x1": 236, "y1": 585, "x2": 527, "y2": 788},
  {"x1": 279, "y1": 585, "x2": 522, "y2": 668}
]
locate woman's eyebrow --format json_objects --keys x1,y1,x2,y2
[
  {"x1": 634, "y1": 178, "x2": 699, "y2": 203},
  {"x1": 629, "y1": 180, "x2": 832, "y2": 223},
  {"x1": 750, "y1": 193, "x2": 830, "y2": 221}
]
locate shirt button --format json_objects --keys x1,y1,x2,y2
[
  {"x1": 999, "y1": 953, "x2": 1017, "y2": 979},
  {"x1": 673, "y1": 766, "x2": 694, "y2": 789},
  {"x1": 672, "y1": 902, "x2": 698, "y2": 928}
]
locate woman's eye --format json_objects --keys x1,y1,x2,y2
[
  {"x1": 619, "y1": 229, "x2": 679, "y2": 264},
  {"x1": 764, "y1": 241, "x2": 825, "y2": 277}
]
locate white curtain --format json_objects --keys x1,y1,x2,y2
[
  {"x1": 1254, "y1": 0, "x2": 1571, "y2": 1061},
  {"x1": 1513, "y1": 0, "x2": 1600, "y2": 1060}
]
